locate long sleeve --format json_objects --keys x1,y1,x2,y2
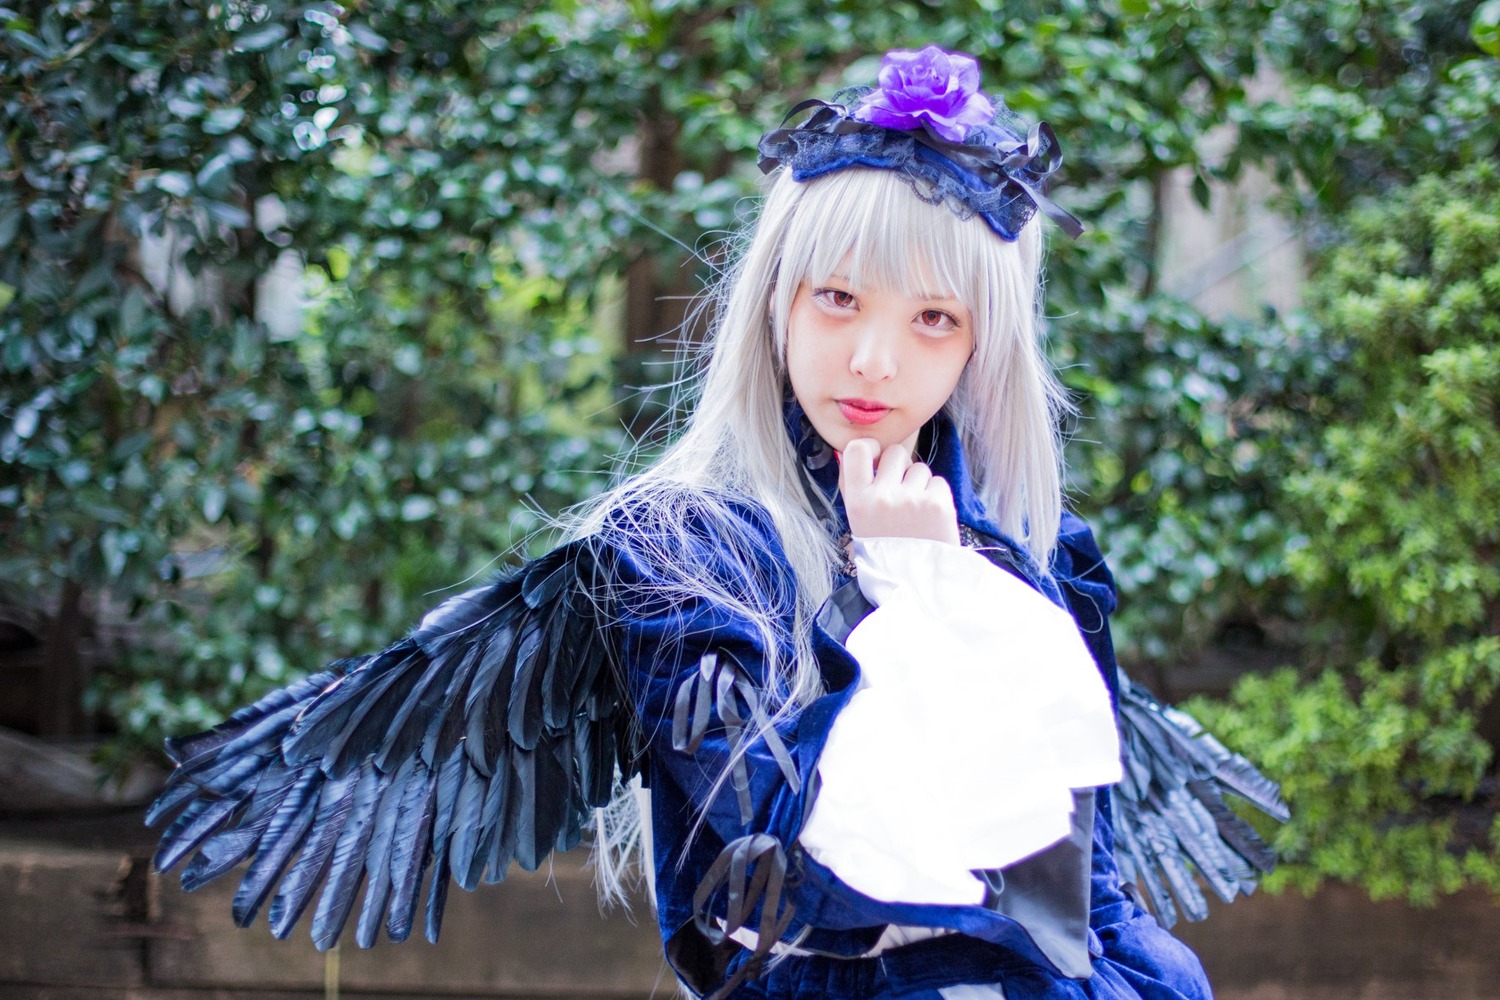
[
  {"x1": 1054, "y1": 515, "x2": 1215, "y2": 1000},
  {"x1": 798, "y1": 536, "x2": 1121, "y2": 906},
  {"x1": 604, "y1": 490, "x2": 1214, "y2": 1000},
  {"x1": 603, "y1": 499, "x2": 875, "y2": 993},
  {"x1": 1084, "y1": 792, "x2": 1214, "y2": 1000}
]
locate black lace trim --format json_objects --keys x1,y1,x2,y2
[{"x1": 758, "y1": 93, "x2": 1083, "y2": 240}]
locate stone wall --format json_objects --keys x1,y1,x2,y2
[{"x1": 1, "y1": 823, "x2": 1496, "y2": 1000}]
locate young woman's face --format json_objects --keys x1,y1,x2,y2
[{"x1": 785, "y1": 273, "x2": 974, "y2": 453}]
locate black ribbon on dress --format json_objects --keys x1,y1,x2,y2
[
  {"x1": 672, "y1": 650, "x2": 801, "y2": 825},
  {"x1": 691, "y1": 833, "x2": 797, "y2": 1000}
]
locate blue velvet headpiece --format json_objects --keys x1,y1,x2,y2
[{"x1": 756, "y1": 46, "x2": 1083, "y2": 242}]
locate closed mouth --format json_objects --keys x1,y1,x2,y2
[{"x1": 837, "y1": 398, "x2": 891, "y2": 424}]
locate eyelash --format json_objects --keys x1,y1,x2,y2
[
  {"x1": 814, "y1": 287, "x2": 857, "y2": 310},
  {"x1": 812, "y1": 288, "x2": 961, "y2": 334}
]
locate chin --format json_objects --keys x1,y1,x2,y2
[{"x1": 814, "y1": 419, "x2": 920, "y2": 455}]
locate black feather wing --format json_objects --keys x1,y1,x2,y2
[
  {"x1": 148, "y1": 537, "x2": 639, "y2": 949},
  {"x1": 1113, "y1": 670, "x2": 1289, "y2": 929}
]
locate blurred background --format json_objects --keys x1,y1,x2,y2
[{"x1": 2, "y1": 0, "x2": 1499, "y2": 996}]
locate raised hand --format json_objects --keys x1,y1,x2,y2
[{"x1": 838, "y1": 437, "x2": 960, "y2": 546}]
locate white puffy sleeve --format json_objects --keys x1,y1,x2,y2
[{"x1": 796, "y1": 536, "x2": 1122, "y2": 907}]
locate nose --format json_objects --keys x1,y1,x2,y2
[{"x1": 849, "y1": 322, "x2": 897, "y2": 382}]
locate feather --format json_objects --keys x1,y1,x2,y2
[
  {"x1": 283, "y1": 649, "x2": 410, "y2": 772},
  {"x1": 553, "y1": 745, "x2": 586, "y2": 855},
  {"x1": 541, "y1": 600, "x2": 579, "y2": 729},
  {"x1": 447, "y1": 763, "x2": 494, "y2": 891},
  {"x1": 144, "y1": 777, "x2": 203, "y2": 828},
  {"x1": 321, "y1": 652, "x2": 429, "y2": 775},
  {"x1": 1189, "y1": 780, "x2": 1277, "y2": 874},
  {"x1": 509, "y1": 746, "x2": 540, "y2": 872},
  {"x1": 1115, "y1": 669, "x2": 1288, "y2": 927},
  {"x1": 354, "y1": 759, "x2": 412, "y2": 948},
  {"x1": 1212, "y1": 752, "x2": 1291, "y2": 822},
  {"x1": 151, "y1": 536, "x2": 638, "y2": 950},
  {"x1": 464, "y1": 622, "x2": 517, "y2": 776},
  {"x1": 424, "y1": 856, "x2": 451, "y2": 944},
  {"x1": 1114, "y1": 799, "x2": 1179, "y2": 928},
  {"x1": 311, "y1": 767, "x2": 385, "y2": 951},
  {"x1": 232, "y1": 767, "x2": 322, "y2": 927},
  {"x1": 506, "y1": 616, "x2": 546, "y2": 751},
  {"x1": 385, "y1": 762, "x2": 437, "y2": 942},
  {"x1": 578, "y1": 713, "x2": 616, "y2": 808},
  {"x1": 422, "y1": 746, "x2": 466, "y2": 941},
  {"x1": 524, "y1": 733, "x2": 571, "y2": 865},
  {"x1": 376, "y1": 644, "x2": 465, "y2": 773},
  {"x1": 154, "y1": 796, "x2": 242, "y2": 873},
  {"x1": 521, "y1": 546, "x2": 573, "y2": 608},
  {"x1": 1160, "y1": 789, "x2": 1238, "y2": 904},
  {"x1": 415, "y1": 578, "x2": 518, "y2": 647},
  {"x1": 1141, "y1": 809, "x2": 1208, "y2": 922},
  {"x1": 268, "y1": 770, "x2": 360, "y2": 939},
  {"x1": 482, "y1": 750, "x2": 521, "y2": 883},
  {"x1": 180, "y1": 761, "x2": 297, "y2": 890},
  {"x1": 162, "y1": 667, "x2": 343, "y2": 765},
  {"x1": 183, "y1": 749, "x2": 276, "y2": 799}
]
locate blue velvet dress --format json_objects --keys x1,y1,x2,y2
[{"x1": 606, "y1": 408, "x2": 1213, "y2": 1000}]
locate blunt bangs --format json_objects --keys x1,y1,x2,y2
[{"x1": 773, "y1": 169, "x2": 1004, "y2": 311}]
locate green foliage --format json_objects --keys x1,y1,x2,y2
[
  {"x1": 0, "y1": 0, "x2": 624, "y2": 744},
  {"x1": 5, "y1": 0, "x2": 1500, "y2": 905},
  {"x1": 1192, "y1": 164, "x2": 1500, "y2": 904}
]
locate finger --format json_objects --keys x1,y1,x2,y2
[
  {"x1": 903, "y1": 462, "x2": 933, "y2": 490},
  {"x1": 872, "y1": 442, "x2": 912, "y2": 485},
  {"x1": 927, "y1": 477, "x2": 960, "y2": 545},
  {"x1": 839, "y1": 437, "x2": 879, "y2": 492},
  {"x1": 927, "y1": 475, "x2": 955, "y2": 507}
]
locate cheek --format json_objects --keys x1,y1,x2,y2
[
  {"x1": 920, "y1": 340, "x2": 972, "y2": 404},
  {"x1": 785, "y1": 323, "x2": 839, "y2": 388}
]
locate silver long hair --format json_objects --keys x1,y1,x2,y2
[{"x1": 574, "y1": 167, "x2": 1071, "y2": 907}]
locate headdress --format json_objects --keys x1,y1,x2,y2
[{"x1": 757, "y1": 46, "x2": 1083, "y2": 242}]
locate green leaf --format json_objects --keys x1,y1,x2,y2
[
  {"x1": 1192, "y1": 172, "x2": 1212, "y2": 210},
  {"x1": 347, "y1": 22, "x2": 388, "y2": 52},
  {"x1": 110, "y1": 431, "x2": 153, "y2": 462},
  {"x1": 120, "y1": 287, "x2": 149, "y2": 336},
  {"x1": 203, "y1": 106, "x2": 246, "y2": 135},
  {"x1": 196, "y1": 150, "x2": 238, "y2": 196},
  {"x1": 202, "y1": 484, "x2": 226, "y2": 523},
  {"x1": 203, "y1": 199, "x2": 251, "y2": 227},
  {"x1": 234, "y1": 22, "x2": 289, "y2": 52},
  {"x1": 400, "y1": 496, "x2": 437, "y2": 521},
  {"x1": 100, "y1": 530, "x2": 126, "y2": 578},
  {"x1": 0, "y1": 208, "x2": 21, "y2": 251},
  {"x1": 155, "y1": 171, "x2": 192, "y2": 197},
  {"x1": 1475, "y1": 1, "x2": 1500, "y2": 57},
  {"x1": 8, "y1": 29, "x2": 53, "y2": 58}
]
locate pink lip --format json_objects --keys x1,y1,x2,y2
[{"x1": 837, "y1": 399, "x2": 892, "y2": 425}]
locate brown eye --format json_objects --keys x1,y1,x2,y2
[
  {"x1": 917, "y1": 309, "x2": 958, "y2": 332},
  {"x1": 814, "y1": 287, "x2": 857, "y2": 309}
]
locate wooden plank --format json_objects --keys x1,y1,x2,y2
[
  {"x1": 1178, "y1": 883, "x2": 1500, "y2": 997},
  {"x1": 0, "y1": 843, "x2": 146, "y2": 987},
  {"x1": 148, "y1": 849, "x2": 669, "y2": 996}
]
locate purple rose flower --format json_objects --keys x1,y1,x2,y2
[{"x1": 852, "y1": 46, "x2": 996, "y2": 143}]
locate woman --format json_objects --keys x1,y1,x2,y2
[{"x1": 153, "y1": 46, "x2": 1276, "y2": 1000}]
